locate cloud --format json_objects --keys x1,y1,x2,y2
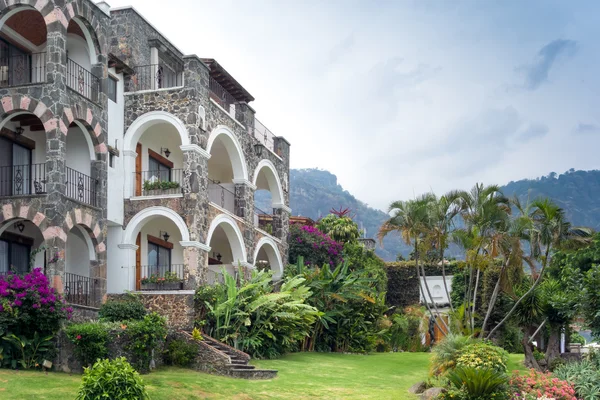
[
  {"x1": 574, "y1": 122, "x2": 600, "y2": 135},
  {"x1": 328, "y1": 33, "x2": 356, "y2": 64},
  {"x1": 518, "y1": 122, "x2": 549, "y2": 141},
  {"x1": 517, "y1": 39, "x2": 577, "y2": 90}
]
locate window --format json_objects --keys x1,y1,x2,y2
[
  {"x1": 0, "y1": 238, "x2": 32, "y2": 275},
  {"x1": 147, "y1": 241, "x2": 171, "y2": 277},
  {"x1": 148, "y1": 156, "x2": 171, "y2": 182},
  {"x1": 107, "y1": 75, "x2": 118, "y2": 103}
]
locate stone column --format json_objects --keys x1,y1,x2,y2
[
  {"x1": 123, "y1": 150, "x2": 137, "y2": 198},
  {"x1": 273, "y1": 205, "x2": 291, "y2": 264},
  {"x1": 45, "y1": 235, "x2": 67, "y2": 294},
  {"x1": 233, "y1": 180, "x2": 255, "y2": 223},
  {"x1": 181, "y1": 243, "x2": 209, "y2": 289}
]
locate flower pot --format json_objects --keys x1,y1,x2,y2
[
  {"x1": 161, "y1": 281, "x2": 183, "y2": 290},
  {"x1": 140, "y1": 283, "x2": 160, "y2": 290}
]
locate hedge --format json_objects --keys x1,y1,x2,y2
[{"x1": 385, "y1": 261, "x2": 462, "y2": 308}]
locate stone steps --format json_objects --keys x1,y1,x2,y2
[{"x1": 201, "y1": 337, "x2": 278, "y2": 380}]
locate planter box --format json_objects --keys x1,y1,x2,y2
[{"x1": 140, "y1": 282, "x2": 184, "y2": 291}]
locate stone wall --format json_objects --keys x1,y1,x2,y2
[
  {"x1": 108, "y1": 292, "x2": 195, "y2": 330},
  {"x1": 70, "y1": 304, "x2": 100, "y2": 322}
]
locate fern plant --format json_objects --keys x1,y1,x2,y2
[{"x1": 446, "y1": 366, "x2": 508, "y2": 399}]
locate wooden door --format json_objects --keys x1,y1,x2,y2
[
  {"x1": 135, "y1": 143, "x2": 142, "y2": 196},
  {"x1": 135, "y1": 233, "x2": 141, "y2": 290}
]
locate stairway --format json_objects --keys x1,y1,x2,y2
[{"x1": 200, "y1": 336, "x2": 278, "y2": 379}]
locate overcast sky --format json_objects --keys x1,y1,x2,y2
[{"x1": 106, "y1": 0, "x2": 600, "y2": 211}]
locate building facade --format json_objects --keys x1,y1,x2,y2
[{"x1": 0, "y1": 0, "x2": 291, "y2": 307}]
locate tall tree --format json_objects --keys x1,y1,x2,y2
[{"x1": 379, "y1": 194, "x2": 448, "y2": 333}]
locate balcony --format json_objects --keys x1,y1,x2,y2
[
  {"x1": 134, "y1": 169, "x2": 184, "y2": 197},
  {"x1": 254, "y1": 204, "x2": 271, "y2": 231},
  {"x1": 139, "y1": 264, "x2": 184, "y2": 291},
  {"x1": 0, "y1": 164, "x2": 47, "y2": 197},
  {"x1": 64, "y1": 272, "x2": 98, "y2": 307},
  {"x1": 0, "y1": 53, "x2": 46, "y2": 88},
  {"x1": 208, "y1": 179, "x2": 236, "y2": 215},
  {"x1": 127, "y1": 64, "x2": 183, "y2": 92},
  {"x1": 65, "y1": 167, "x2": 98, "y2": 207},
  {"x1": 66, "y1": 58, "x2": 101, "y2": 103},
  {"x1": 253, "y1": 118, "x2": 277, "y2": 154}
]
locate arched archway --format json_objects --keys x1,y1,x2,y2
[
  {"x1": 252, "y1": 160, "x2": 284, "y2": 206},
  {"x1": 66, "y1": 17, "x2": 100, "y2": 66},
  {"x1": 0, "y1": 6, "x2": 47, "y2": 87},
  {"x1": 123, "y1": 112, "x2": 189, "y2": 198},
  {"x1": 253, "y1": 237, "x2": 284, "y2": 280},
  {"x1": 206, "y1": 214, "x2": 248, "y2": 281},
  {"x1": 0, "y1": 217, "x2": 46, "y2": 275}
]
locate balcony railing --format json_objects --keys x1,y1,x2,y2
[
  {"x1": 64, "y1": 272, "x2": 97, "y2": 307},
  {"x1": 208, "y1": 179, "x2": 236, "y2": 214},
  {"x1": 253, "y1": 118, "x2": 276, "y2": 153},
  {"x1": 0, "y1": 164, "x2": 46, "y2": 197},
  {"x1": 66, "y1": 58, "x2": 100, "y2": 102},
  {"x1": 136, "y1": 169, "x2": 184, "y2": 196},
  {"x1": 128, "y1": 64, "x2": 183, "y2": 92},
  {"x1": 209, "y1": 77, "x2": 236, "y2": 112},
  {"x1": 140, "y1": 264, "x2": 184, "y2": 290},
  {"x1": 0, "y1": 52, "x2": 46, "y2": 88},
  {"x1": 254, "y1": 205, "x2": 271, "y2": 229},
  {"x1": 65, "y1": 167, "x2": 98, "y2": 207}
]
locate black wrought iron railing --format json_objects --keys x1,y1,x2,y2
[
  {"x1": 209, "y1": 77, "x2": 236, "y2": 113},
  {"x1": 66, "y1": 58, "x2": 100, "y2": 102},
  {"x1": 252, "y1": 118, "x2": 276, "y2": 153},
  {"x1": 0, "y1": 52, "x2": 46, "y2": 87},
  {"x1": 208, "y1": 178, "x2": 236, "y2": 214},
  {"x1": 136, "y1": 169, "x2": 183, "y2": 196},
  {"x1": 65, "y1": 167, "x2": 98, "y2": 207},
  {"x1": 140, "y1": 264, "x2": 184, "y2": 280},
  {"x1": 0, "y1": 163, "x2": 46, "y2": 197},
  {"x1": 254, "y1": 205, "x2": 271, "y2": 229},
  {"x1": 64, "y1": 272, "x2": 97, "y2": 307},
  {"x1": 128, "y1": 64, "x2": 183, "y2": 92}
]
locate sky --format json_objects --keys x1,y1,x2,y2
[{"x1": 106, "y1": 0, "x2": 600, "y2": 211}]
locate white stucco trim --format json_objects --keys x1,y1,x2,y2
[
  {"x1": 273, "y1": 203, "x2": 292, "y2": 213},
  {"x1": 207, "y1": 125, "x2": 249, "y2": 181},
  {"x1": 122, "y1": 206, "x2": 190, "y2": 245},
  {"x1": 1, "y1": 26, "x2": 45, "y2": 53},
  {"x1": 179, "y1": 241, "x2": 211, "y2": 252},
  {"x1": 130, "y1": 194, "x2": 183, "y2": 201},
  {"x1": 180, "y1": 144, "x2": 211, "y2": 159},
  {"x1": 232, "y1": 179, "x2": 257, "y2": 190},
  {"x1": 252, "y1": 159, "x2": 284, "y2": 205},
  {"x1": 122, "y1": 150, "x2": 137, "y2": 158},
  {"x1": 255, "y1": 228, "x2": 282, "y2": 244},
  {"x1": 123, "y1": 111, "x2": 189, "y2": 153},
  {"x1": 118, "y1": 244, "x2": 139, "y2": 250},
  {"x1": 124, "y1": 86, "x2": 185, "y2": 95},
  {"x1": 239, "y1": 261, "x2": 254, "y2": 269},
  {"x1": 253, "y1": 236, "x2": 284, "y2": 280},
  {"x1": 206, "y1": 213, "x2": 248, "y2": 265}
]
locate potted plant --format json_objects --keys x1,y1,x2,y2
[
  {"x1": 140, "y1": 274, "x2": 160, "y2": 290},
  {"x1": 142, "y1": 180, "x2": 181, "y2": 196},
  {"x1": 140, "y1": 271, "x2": 183, "y2": 290}
]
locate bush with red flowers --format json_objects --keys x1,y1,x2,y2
[
  {"x1": 0, "y1": 268, "x2": 72, "y2": 337},
  {"x1": 288, "y1": 224, "x2": 344, "y2": 267},
  {"x1": 509, "y1": 368, "x2": 577, "y2": 400}
]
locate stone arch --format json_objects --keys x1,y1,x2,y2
[
  {"x1": 253, "y1": 236, "x2": 284, "y2": 280},
  {"x1": 252, "y1": 159, "x2": 284, "y2": 206},
  {"x1": 206, "y1": 214, "x2": 248, "y2": 264},
  {"x1": 206, "y1": 125, "x2": 248, "y2": 181},
  {"x1": 0, "y1": 96, "x2": 56, "y2": 134},
  {"x1": 62, "y1": 208, "x2": 104, "y2": 255},
  {"x1": 123, "y1": 111, "x2": 189, "y2": 153},
  {"x1": 61, "y1": 106, "x2": 107, "y2": 155},
  {"x1": 0, "y1": 3, "x2": 53, "y2": 34},
  {"x1": 65, "y1": 15, "x2": 101, "y2": 63},
  {"x1": 123, "y1": 206, "x2": 190, "y2": 246}
]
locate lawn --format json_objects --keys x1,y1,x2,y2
[{"x1": 0, "y1": 352, "x2": 525, "y2": 399}]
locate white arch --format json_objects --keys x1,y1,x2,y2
[
  {"x1": 69, "y1": 17, "x2": 98, "y2": 63},
  {"x1": 206, "y1": 214, "x2": 248, "y2": 264},
  {"x1": 123, "y1": 206, "x2": 190, "y2": 245},
  {"x1": 252, "y1": 159, "x2": 284, "y2": 206},
  {"x1": 253, "y1": 236, "x2": 284, "y2": 280},
  {"x1": 123, "y1": 111, "x2": 189, "y2": 153},
  {"x1": 69, "y1": 225, "x2": 97, "y2": 261},
  {"x1": 206, "y1": 125, "x2": 248, "y2": 181}
]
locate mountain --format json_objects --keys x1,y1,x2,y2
[{"x1": 258, "y1": 168, "x2": 600, "y2": 261}]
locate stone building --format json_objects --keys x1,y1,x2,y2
[{"x1": 0, "y1": 0, "x2": 291, "y2": 309}]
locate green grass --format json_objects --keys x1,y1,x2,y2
[{"x1": 0, "y1": 352, "x2": 525, "y2": 399}]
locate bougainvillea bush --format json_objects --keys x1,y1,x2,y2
[
  {"x1": 288, "y1": 224, "x2": 344, "y2": 267},
  {"x1": 509, "y1": 369, "x2": 577, "y2": 400},
  {"x1": 0, "y1": 268, "x2": 72, "y2": 337}
]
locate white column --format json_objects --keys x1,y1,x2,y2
[{"x1": 123, "y1": 150, "x2": 137, "y2": 198}]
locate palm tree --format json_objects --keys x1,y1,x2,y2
[
  {"x1": 487, "y1": 198, "x2": 592, "y2": 339},
  {"x1": 457, "y1": 183, "x2": 510, "y2": 334},
  {"x1": 427, "y1": 191, "x2": 463, "y2": 312},
  {"x1": 379, "y1": 194, "x2": 449, "y2": 334}
]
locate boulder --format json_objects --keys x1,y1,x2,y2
[
  {"x1": 421, "y1": 387, "x2": 445, "y2": 400},
  {"x1": 408, "y1": 381, "x2": 427, "y2": 394}
]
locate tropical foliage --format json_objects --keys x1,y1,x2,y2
[
  {"x1": 441, "y1": 366, "x2": 509, "y2": 400},
  {"x1": 288, "y1": 224, "x2": 344, "y2": 267},
  {"x1": 76, "y1": 357, "x2": 149, "y2": 400}
]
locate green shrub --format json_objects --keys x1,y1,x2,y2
[
  {"x1": 99, "y1": 295, "x2": 146, "y2": 322},
  {"x1": 66, "y1": 322, "x2": 111, "y2": 367},
  {"x1": 386, "y1": 311, "x2": 427, "y2": 352},
  {"x1": 553, "y1": 360, "x2": 600, "y2": 400},
  {"x1": 430, "y1": 333, "x2": 477, "y2": 376},
  {"x1": 124, "y1": 312, "x2": 168, "y2": 372},
  {"x1": 164, "y1": 339, "x2": 198, "y2": 367},
  {"x1": 441, "y1": 367, "x2": 508, "y2": 400},
  {"x1": 455, "y1": 342, "x2": 509, "y2": 373},
  {"x1": 570, "y1": 331, "x2": 586, "y2": 345},
  {"x1": 76, "y1": 357, "x2": 149, "y2": 400}
]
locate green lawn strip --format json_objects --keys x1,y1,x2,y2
[{"x1": 0, "y1": 352, "x2": 525, "y2": 400}]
